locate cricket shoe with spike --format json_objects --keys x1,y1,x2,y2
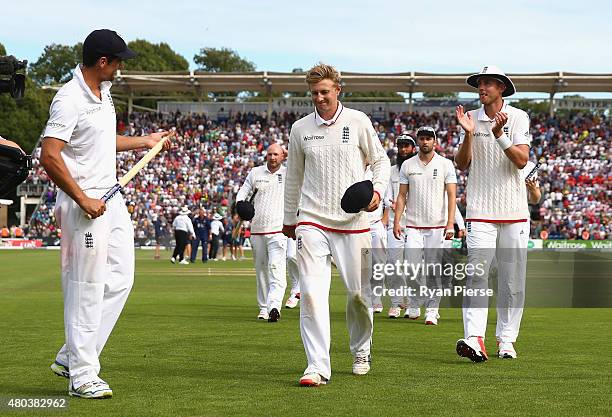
[
  {"x1": 285, "y1": 293, "x2": 300, "y2": 309},
  {"x1": 424, "y1": 308, "x2": 440, "y2": 325},
  {"x1": 50, "y1": 361, "x2": 69, "y2": 379},
  {"x1": 497, "y1": 341, "x2": 517, "y2": 359},
  {"x1": 257, "y1": 308, "x2": 269, "y2": 320},
  {"x1": 68, "y1": 379, "x2": 113, "y2": 399},
  {"x1": 405, "y1": 307, "x2": 421, "y2": 320},
  {"x1": 388, "y1": 307, "x2": 401, "y2": 318},
  {"x1": 456, "y1": 336, "x2": 488, "y2": 363},
  {"x1": 352, "y1": 354, "x2": 371, "y2": 375},
  {"x1": 268, "y1": 308, "x2": 280, "y2": 322},
  {"x1": 299, "y1": 373, "x2": 327, "y2": 387}
]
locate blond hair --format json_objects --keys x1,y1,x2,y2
[{"x1": 305, "y1": 63, "x2": 341, "y2": 86}]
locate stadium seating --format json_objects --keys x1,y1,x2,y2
[{"x1": 24, "y1": 109, "x2": 610, "y2": 243}]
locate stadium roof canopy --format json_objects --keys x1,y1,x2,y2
[{"x1": 107, "y1": 70, "x2": 612, "y2": 96}]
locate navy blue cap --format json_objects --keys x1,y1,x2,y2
[
  {"x1": 83, "y1": 29, "x2": 136, "y2": 60},
  {"x1": 236, "y1": 200, "x2": 255, "y2": 221},
  {"x1": 341, "y1": 180, "x2": 374, "y2": 214}
]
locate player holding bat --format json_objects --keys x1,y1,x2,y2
[{"x1": 40, "y1": 29, "x2": 171, "y2": 399}]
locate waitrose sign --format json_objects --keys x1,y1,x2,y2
[{"x1": 544, "y1": 240, "x2": 612, "y2": 249}]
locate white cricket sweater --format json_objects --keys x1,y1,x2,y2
[
  {"x1": 399, "y1": 152, "x2": 457, "y2": 228},
  {"x1": 284, "y1": 105, "x2": 390, "y2": 232},
  {"x1": 460, "y1": 102, "x2": 531, "y2": 221},
  {"x1": 236, "y1": 164, "x2": 286, "y2": 234}
]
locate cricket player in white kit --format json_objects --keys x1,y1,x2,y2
[
  {"x1": 283, "y1": 63, "x2": 390, "y2": 387},
  {"x1": 237, "y1": 143, "x2": 288, "y2": 322},
  {"x1": 393, "y1": 126, "x2": 457, "y2": 325},
  {"x1": 384, "y1": 134, "x2": 416, "y2": 318},
  {"x1": 455, "y1": 65, "x2": 531, "y2": 362},
  {"x1": 41, "y1": 30, "x2": 170, "y2": 398}
]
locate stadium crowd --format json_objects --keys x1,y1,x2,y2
[{"x1": 23, "y1": 108, "x2": 610, "y2": 244}]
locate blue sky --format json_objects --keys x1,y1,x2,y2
[{"x1": 3, "y1": 0, "x2": 611, "y2": 98}]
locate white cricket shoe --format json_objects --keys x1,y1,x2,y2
[
  {"x1": 456, "y1": 336, "x2": 488, "y2": 363},
  {"x1": 170, "y1": 257, "x2": 176, "y2": 264},
  {"x1": 285, "y1": 293, "x2": 300, "y2": 309},
  {"x1": 405, "y1": 307, "x2": 421, "y2": 320},
  {"x1": 257, "y1": 308, "x2": 269, "y2": 320},
  {"x1": 424, "y1": 308, "x2": 440, "y2": 325},
  {"x1": 69, "y1": 379, "x2": 113, "y2": 399},
  {"x1": 50, "y1": 361, "x2": 69, "y2": 379},
  {"x1": 352, "y1": 354, "x2": 371, "y2": 375},
  {"x1": 497, "y1": 342, "x2": 517, "y2": 359},
  {"x1": 373, "y1": 304, "x2": 383, "y2": 313},
  {"x1": 179, "y1": 259, "x2": 190, "y2": 265},
  {"x1": 388, "y1": 307, "x2": 401, "y2": 318},
  {"x1": 299, "y1": 373, "x2": 327, "y2": 387}
]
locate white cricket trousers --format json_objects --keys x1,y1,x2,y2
[
  {"x1": 405, "y1": 227, "x2": 445, "y2": 310},
  {"x1": 286, "y1": 236, "x2": 300, "y2": 295},
  {"x1": 54, "y1": 189, "x2": 134, "y2": 388},
  {"x1": 370, "y1": 221, "x2": 387, "y2": 306},
  {"x1": 251, "y1": 233, "x2": 287, "y2": 312},
  {"x1": 386, "y1": 228, "x2": 409, "y2": 308},
  {"x1": 463, "y1": 220, "x2": 529, "y2": 343},
  {"x1": 296, "y1": 225, "x2": 373, "y2": 381}
]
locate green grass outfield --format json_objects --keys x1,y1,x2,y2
[{"x1": 0, "y1": 250, "x2": 610, "y2": 417}]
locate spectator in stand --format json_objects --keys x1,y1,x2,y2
[{"x1": 22, "y1": 109, "x2": 609, "y2": 242}]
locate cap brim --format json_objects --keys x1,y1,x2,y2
[
  {"x1": 115, "y1": 48, "x2": 137, "y2": 60},
  {"x1": 466, "y1": 74, "x2": 516, "y2": 97}
]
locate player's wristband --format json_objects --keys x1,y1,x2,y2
[
  {"x1": 445, "y1": 229, "x2": 454, "y2": 235},
  {"x1": 495, "y1": 133, "x2": 513, "y2": 150}
]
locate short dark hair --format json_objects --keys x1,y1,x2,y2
[{"x1": 82, "y1": 53, "x2": 120, "y2": 68}]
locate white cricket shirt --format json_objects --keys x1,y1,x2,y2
[
  {"x1": 459, "y1": 102, "x2": 531, "y2": 221},
  {"x1": 172, "y1": 214, "x2": 194, "y2": 235},
  {"x1": 236, "y1": 164, "x2": 286, "y2": 234},
  {"x1": 43, "y1": 65, "x2": 117, "y2": 192},
  {"x1": 399, "y1": 152, "x2": 457, "y2": 228},
  {"x1": 284, "y1": 103, "x2": 391, "y2": 232}
]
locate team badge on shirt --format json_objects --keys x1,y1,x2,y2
[
  {"x1": 297, "y1": 236, "x2": 303, "y2": 251},
  {"x1": 85, "y1": 232, "x2": 94, "y2": 249},
  {"x1": 433, "y1": 168, "x2": 438, "y2": 179},
  {"x1": 342, "y1": 126, "x2": 350, "y2": 143},
  {"x1": 277, "y1": 174, "x2": 283, "y2": 183}
]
